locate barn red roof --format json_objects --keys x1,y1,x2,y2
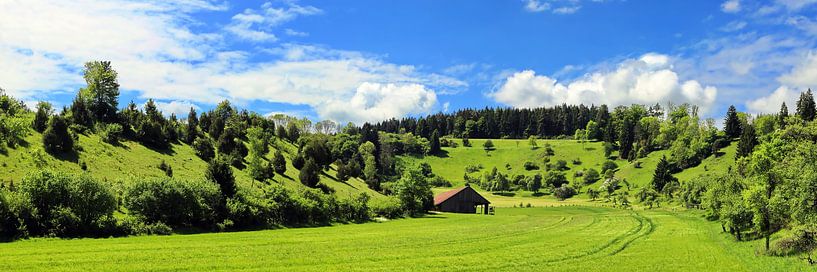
[
  {"x1": 434, "y1": 186, "x2": 469, "y2": 206},
  {"x1": 433, "y1": 184, "x2": 490, "y2": 206}
]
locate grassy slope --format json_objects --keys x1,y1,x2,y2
[
  {"x1": 406, "y1": 138, "x2": 738, "y2": 206},
  {"x1": 0, "y1": 206, "x2": 804, "y2": 271},
  {"x1": 0, "y1": 131, "x2": 382, "y2": 201}
]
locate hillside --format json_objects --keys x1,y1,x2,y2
[
  {"x1": 405, "y1": 138, "x2": 737, "y2": 205},
  {"x1": 0, "y1": 124, "x2": 383, "y2": 202}
]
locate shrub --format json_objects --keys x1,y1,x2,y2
[
  {"x1": 583, "y1": 168, "x2": 600, "y2": 184},
  {"x1": 193, "y1": 137, "x2": 215, "y2": 162},
  {"x1": 602, "y1": 160, "x2": 618, "y2": 174},
  {"x1": 272, "y1": 150, "x2": 287, "y2": 174},
  {"x1": 43, "y1": 115, "x2": 74, "y2": 154},
  {"x1": 299, "y1": 159, "x2": 321, "y2": 188},
  {"x1": 603, "y1": 142, "x2": 614, "y2": 158},
  {"x1": 483, "y1": 139, "x2": 495, "y2": 151},
  {"x1": 0, "y1": 190, "x2": 21, "y2": 239},
  {"x1": 124, "y1": 178, "x2": 222, "y2": 227},
  {"x1": 572, "y1": 158, "x2": 582, "y2": 165},
  {"x1": 32, "y1": 101, "x2": 52, "y2": 133},
  {"x1": 428, "y1": 176, "x2": 453, "y2": 187},
  {"x1": 544, "y1": 171, "x2": 568, "y2": 188},
  {"x1": 554, "y1": 184, "x2": 577, "y2": 200},
  {"x1": 225, "y1": 190, "x2": 277, "y2": 229},
  {"x1": 371, "y1": 197, "x2": 403, "y2": 219},
  {"x1": 523, "y1": 161, "x2": 539, "y2": 171},
  {"x1": 207, "y1": 158, "x2": 236, "y2": 198},
  {"x1": 292, "y1": 153, "x2": 305, "y2": 170},
  {"x1": 552, "y1": 160, "x2": 568, "y2": 171},
  {"x1": 394, "y1": 168, "x2": 433, "y2": 216},
  {"x1": 465, "y1": 164, "x2": 483, "y2": 173},
  {"x1": 17, "y1": 171, "x2": 116, "y2": 237},
  {"x1": 99, "y1": 123, "x2": 123, "y2": 144},
  {"x1": 158, "y1": 160, "x2": 173, "y2": 177}
]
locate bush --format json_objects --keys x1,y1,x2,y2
[
  {"x1": 483, "y1": 139, "x2": 495, "y2": 151},
  {"x1": 0, "y1": 190, "x2": 21, "y2": 239},
  {"x1": 544, "y1": 171, "x2": 568, "y2": 188},
  {"x1": 552, "y1": 160, "x2": 568, "y2": 171},
  {"x1": 583, "y1": 168, "x2": 600, "y2": 184},
  {"x1": 554, "y1": 184, "x2": 577, "y2": 200},
  {"x1": 118, "y1": 217, "x2": 173, "y2": 236},
  {"x1": 523, "y1": 161, "x2": 539, "y2": 171},
  {"x1": 207, "y1": 158, "x2": 236, "y2": 198},
  {"x1": 272, "y1": 150, "x2": 287, "y2": 174},
  {"x1": 99, "y1": 123, "x2": 123, "y2": 144},
  {"x1": 43, "y1": 115, "x2": 74, "y2": 154},
  {"x1": 602, "y1": 160, "x2": 618, "y2": 174},
  {"x1": 428, "y1": 176, "x2": 453, "y2": 187},
  {"x1": 572, "y1": 158, "x2": 582, "y2": 165},
  {"x1": 225, "y1": 190, "x2": 277, "y2": 229},
  {"x1": 465, "y1": 164, "x2": 483, "y2": 173},
  {"x1": 371, "y1": 197, "x2": 403, "y2": 219},
  {"x1": 193, "y1": 137, "x2": 215, "y2": 162},
  {"x1": 124, "y1": 178, "x2": 222, "y2": 227},
  {"x1": 17, "y1": 170, "x2": 116, "y2": 237}
]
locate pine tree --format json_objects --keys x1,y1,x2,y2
[
  {"x1": 42, "y1": 115, "x2": 74, "y2": 154},
  {"x1": 779, "y1": 102, "x2": 789, "y2": 129},
  {"x1": 70, "y1": 92, "x2": 93, "y2": 128},
  {"x1": 206, "y1": 157, "x2": 236, "y2": 197},
  {"x1": 299, "y1": 159, "x2": 320, "y2": 188},
  {"x1": 797, "y1": 89, "x2": 816, "y2": 122},
  {"x1": 272, "y1": 150, "x2": 287, "y2": 174},
  {"x1": 736, "y1": 124, "x2": 758, "y2": 159},
  {"x1": 32, "y1": 101, "x2": 53, "y2": 132},
  {"x1": 651, "y1": 156, "x2": 676, "y2": 192},
  {"x1": 184, "y1": 107, "x2": 198, "y2": 143},
  {"x1": 428, "y1": 129, "x2": 441, "y2": 154},
  {"x1": 724, "y1": 105, "x2": 741, "y2": 139}
]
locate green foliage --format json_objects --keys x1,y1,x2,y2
[
  {"x1": 99, "y1": 123, "x2": 123, "y2": 144},
  {"x1": 583, "y1": 168, "x2": 600, "y2": 184},
  {"x1": 724, "y1": 105, "x2": 742, "y2": 139},
  {"x1": 43, "y1": 115, "x2": 74, "y2": 154},
  {"x1": 735, "y1": 124, "x2": 757, "y2": 159},
  {"x1": 526, "y1": 173, "x2": 542, "y2": 192},
  {"x1": 272, "y1": 150, "x2": 287, "y2": 174},
  {"x1": 523, "y1": 161, "x2": 539, "y2": 170},
  {"x1": 82, "y1": 61, "x2": 120, "y2": 123},
  {"x1": 193, "y1": 137, "x2": 215, "y2": 162},
  {"x1": 393, "y1": 168, "x2": 433, "y2": 216},
  {"x1": 32, "y1": 101, "x2": 52, "y2": 132},
  {"x1": 428, "y1": 129, "x2": 441, "y2": 154},
  {"x1": 482, "y1": 139, "x2": 495, "y2": 151},
  {"x1": 553, "y1": 184, "x2": 577, "y2": 200},
  {"x1": 136, "y1": 99, "x2": 170, "y2": 149},
  {"x1": 206, "y1": 158, "x2": 236, "y2": 198},
  {"x1": 544, "y1": 171, "x2": 568, "y2": 189},
  {"x1": 299, "y1": 159, "x2": 321, "y2": 188},
  {"x1": 286, "y1": 122, "x2": 300, "y2": 142},
  {"x1": 796, "y1": 89, "x2": 816, "y2": 122},
  {"x1": 124, "y1": 178, "x2": 221, "y2": 227},
  {"x1": 651, "y1": 156, "x2": 677, "y2": 192},
  {"x1": 16, "y1": 170, "x2": 116, "y2": 237},
  {"x1": 602, "y1": 160, "x2": 618, "y2": 174}
]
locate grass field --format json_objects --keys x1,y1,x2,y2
[
  {"x1": 0, "y1": 131, "x2": 382, "y2": 201},
  {"x1": 0, "y1": 206, "x2": 806, "y2": 271}
]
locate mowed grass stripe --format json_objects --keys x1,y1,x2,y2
[{"x1": 0, "y1": 206, "x2": 810, "y2": 271}]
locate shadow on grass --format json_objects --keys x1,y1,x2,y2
[
  {"x1": 52, "y1": 149, "x2": 79, "y2": 163},
  {"x1": 492, "y1": 191, "x2": 516, "y2": 197}
]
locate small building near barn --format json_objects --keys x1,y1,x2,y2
[{"x1": 434, "y1": 184, "x2": 491, "y2": 214}]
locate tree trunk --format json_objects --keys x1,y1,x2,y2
[{"x1": 765, "y1": 235, "x2": 770, "y2": 251}]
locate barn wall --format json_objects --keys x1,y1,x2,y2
[{"x1": 437, "y1": 187, "x2": 488, "y2": 213}]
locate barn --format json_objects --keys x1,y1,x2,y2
[{"x1": 433, "y1": 184, "x2": 491, "y2": 214}]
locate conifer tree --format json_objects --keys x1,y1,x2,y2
[
  {"x1": 651, "y1": 156, "x2": 677, "y2": 192},
  {"x1": 779, "y1": 102, "x2": 788, "y2": 129},
  {"x1": 796, "y1": 89, "x2": 816, "y2": 122},
  {"x1": 736, "y1": 124, "x2": 758, "y2": 159},
  {"x1": 428, "y1": 129, "x2": 441, "y2": 154},
  {"x1": 724, "y1": 105, "x2": 741, "y2": 139}
]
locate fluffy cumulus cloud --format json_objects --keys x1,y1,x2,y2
[
  {"x1": 746, "y1": 86, "x2": 798, "y2": 114},
  {"x1": 0, "y1": 0, "x2": 462, "y2": 125},
  {"x1": 318, "y1": 83, "x2": 437, "y2": 125},
  {"x1": 153, "y1": 100, "x2": 200, "y2": 118},
  {"x1": 492, "y1": 53, "x2": 718, "y2": 112}
]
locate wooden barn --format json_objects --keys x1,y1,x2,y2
[{"x1": 434, "y1": 184, "x2": 491, "y2": 214}]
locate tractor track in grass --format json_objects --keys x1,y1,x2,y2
[{"x1": 537, "y1": 210, "x2": 653, "y2": 264}]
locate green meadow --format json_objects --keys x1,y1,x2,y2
[{"x1": 0, "y1": 206, "x2": 805, "y2": 271}]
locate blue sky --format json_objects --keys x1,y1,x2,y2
[{"x1": 2, "y1": 0, "x2": 817, "y2": 125}]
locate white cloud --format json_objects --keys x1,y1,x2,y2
[
  {"x1": 776, "y1": 0, "x2": 817, "y2": 11},
  {"x1": 284, "y1": 29, "x2": 309, "y2": 37},
  {"x1": 492, "y1": 53, "x2": 718, "y2": 112},
  {"x1": 778, "y1": 52, "x2": 817, "y2": 88},
  {"x1": 226, "y1": 1, "x2": 322, "y2": 42},
  {"x1": 0, "y1": 0, "x2": 464, "y2": 125},
  {"x1": 443, "y1": 102, "x2": 451, "y2": 112},
  {"x1": 553, "y1": 6, "x2": 581, "y2": 14},
  {"x1": 746, "y1": 86, "x2": 798, "y2": 114},
  {"x1": 318, "y1": 83, "x2": 438, "y2": 125},
  {"x1": 722, "y1": 0, "x2": 741, "y2": 13},
  {"x1": 153, "y1": 100, "x2": 200, "y2": 118},
  {"x1": 523, "y1": 0, "x2": 550, "y2": 12},
  {"x1": 720, "y1": 21, "x2": 748, "y2": 32}
]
